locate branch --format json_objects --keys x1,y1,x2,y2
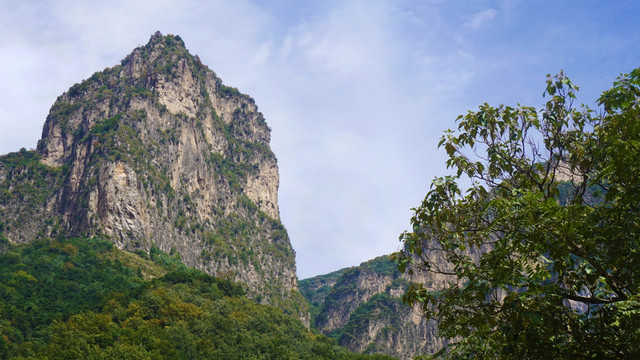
[
  {"x1": 566, "y1": 241, "x2": 629, "y2": 301},
  {"x1": 560, "y1": 291, "x2": 623, "y2": 305}
]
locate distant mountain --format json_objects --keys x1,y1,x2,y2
[
  {"x1": 300, "y1": 255, "x2": 447, "y2": 359},
  {"x1": 0, "y1": 32, "x2": 304, "y2": 318}
]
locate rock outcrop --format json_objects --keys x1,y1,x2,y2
[
  {"x1": 300, "y1": 255, "x2": 448, "y2": 359},
  {"x1": 0, "y1": 32, "x2": 305, "y2": 318}
]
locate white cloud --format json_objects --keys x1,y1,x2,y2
[{"x1": 464, "y1": 8, "x2": 497, "y2": 31}]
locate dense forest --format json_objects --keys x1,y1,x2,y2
[{"x1": 0, "y1": 232, "x2": 394, "y2": 359}]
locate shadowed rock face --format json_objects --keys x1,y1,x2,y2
[
  {"x1": 0, "y1": 32, "x2": 305, "y2": 318},
  {"x1": 300, "y1": 255, "x2": 449, "y2": 359}
]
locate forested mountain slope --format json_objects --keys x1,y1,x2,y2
[{"x1": 0, "y1": 233, "x2": 395, "y2": 359}]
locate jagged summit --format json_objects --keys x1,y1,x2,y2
[
  {"x1": 38, "y1": 32, "x2": 259, "y2": 163},
  {"x1": 143, "y1": 31, "x2": 187, "y2": 52},
  {"x1": 0, "y1": 33, "x2": 305, "y2": 317},
  {"x1": 149, "y1": 30, "x2": 184, "y2": 46}
]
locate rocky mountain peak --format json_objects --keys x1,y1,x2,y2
[{"x1": 1, "y1": 33, "x2": 306, "y2": 319}]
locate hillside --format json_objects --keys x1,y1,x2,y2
[
  {"x1": 300, "y1": 256, "x2": 447, "y2": 359},
  {"x1": 0, "y1": 232, "x2": 396, "y2": 359}
]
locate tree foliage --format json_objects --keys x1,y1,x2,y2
[
  {"x1": 0, "y1": 236, "x2": 395, "y2": 359},
  {"x1": 396, "y1": 68, "x2": 640, "y2": 359}
]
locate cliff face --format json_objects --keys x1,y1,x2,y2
[
  {"x1": 0, "y1": 33, "x2": 304, "y2": 315},
  {"x1": 300, "y1": 255, "x2": 448, "y2": 359}
]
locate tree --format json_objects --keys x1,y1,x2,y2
[{"x1": 395, "y1": 68, "x2": 640, "y2": 359}]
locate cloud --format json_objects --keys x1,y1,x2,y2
[{"x1": 464, "y1": 8, "x2": 497, "y2": 31}]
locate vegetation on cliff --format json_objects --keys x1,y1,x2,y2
[
  {"x1": 301, "y1": 256, "x2": 433, "y2": 359},
  {"x1": 299, "y1": 267, "x2": 350, "y2": 326},
  {"x1": 397, "y1": 68, "x2": 640, "y2": 358}
]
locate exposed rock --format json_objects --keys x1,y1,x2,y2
[
  {"x1": 301, "y1": 255, "x2": 448, "y2": 359},
  {"x1": 0, "y1": 32, "x2": 306, "y2": 321}
]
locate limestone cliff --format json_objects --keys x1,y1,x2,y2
[
  {"x1": 300, "y1": 255, "x2": 448, "y2": 359},
  {"x1": 0, "y1": 32, "x2": 305, "y2": 317}
]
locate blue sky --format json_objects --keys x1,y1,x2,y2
[{"x1": 1, "y1": 0, "x2": 639, "y2": 279}]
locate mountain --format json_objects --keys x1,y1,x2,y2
[
  {"x1": 0, "y1": 32, "x2": 303, "y2": 316},
  {"x1": 300, "y1": 255, "x2": 448, "y2": 359}
]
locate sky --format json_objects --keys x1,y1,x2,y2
[{"x1": 1, "y1": 0, "x2": 639, "y2": 279}]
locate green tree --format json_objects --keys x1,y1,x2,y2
[{"x1": 396, "y1": 68, "x2": 640, "y2": 359}]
